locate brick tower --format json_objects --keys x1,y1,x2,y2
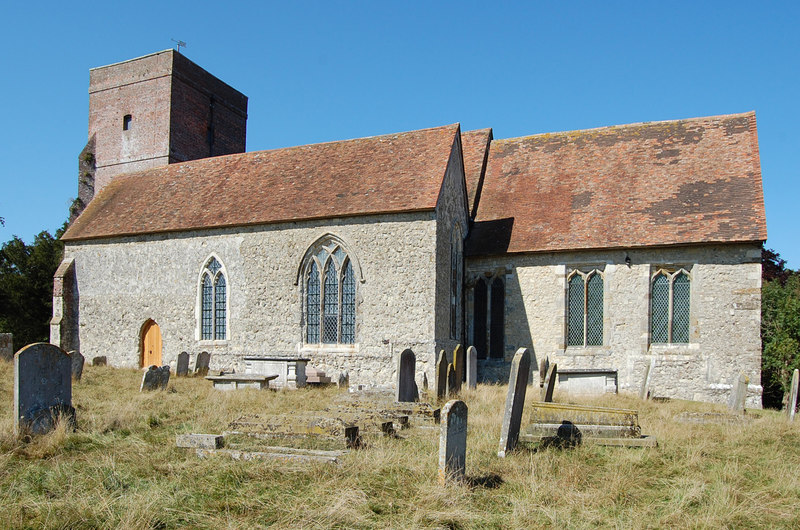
[{"x1": 71, "y1": 50, "x2": 248, "y2": 220}]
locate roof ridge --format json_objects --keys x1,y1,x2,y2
[{"x1": 493, "y1": 111, "x2": 756, "y2": 144}]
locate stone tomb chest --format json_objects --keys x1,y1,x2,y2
[
  {"x1": 557, "y1": 369, "x2": 618, "y2": 395},
  {"x1": 243, "y1": 356, "x2": 308, "y2": 389}
]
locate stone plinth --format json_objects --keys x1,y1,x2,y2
[{"x1": 244, "y1": 356, "x2": 308, "y2": 388}]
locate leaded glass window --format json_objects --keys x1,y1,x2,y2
[
  {"x1": 473, "y1": 278, "x2": 488, "y2": 360},
  {"x1": 304, "y1": 240, "x2": 357, "y2": 345},
  {"x1": 567, "y1": 270, "x2": 603, "y2": 347},
  {"x1": 200, "y1": 257, "x2": 227, "y2": 340},
  {"x1": 651, "y1": 269, "x2": 691, "y2": 344}
]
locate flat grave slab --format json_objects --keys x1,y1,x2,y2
[{"x1": 206, "y1": 373, "x2": 278, "y2": 390}]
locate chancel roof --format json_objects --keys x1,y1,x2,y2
[
  {"x1": 466, "y1": 112, "x2": 766, "y2": 256},
  {"x1": 63, "y1": 124, "x2": 460, "y2": 241}
]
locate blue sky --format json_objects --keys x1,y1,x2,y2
[{"x1": 1, "y1": 2, "x2": 797, "y2": 267}]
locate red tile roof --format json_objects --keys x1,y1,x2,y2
[
  {"x1": 461, "y1": 128, "x2": 493, "y2": 218},
  {"x1": 467, "y1": 112, "x2": 766, "y2": 256},
  {"x1": 63, "y1": 124, "x2": 460, "y2": 241}
]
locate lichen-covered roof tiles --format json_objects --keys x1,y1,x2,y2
[
  {"x1": 63, "y1": 124, "x2": 461, "y2": 241},
  {"x1": 466, "y1": 112, "x2": 766, "y2": 256}
]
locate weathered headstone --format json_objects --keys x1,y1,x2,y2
[
  {"x1": 176, "y1": 351, "x2": 190, "y2": 377},
  {"x1": 727, "y1": 373, "x2": 749, "y2": 413},
  {"x1": 438, "y1": 399, "x2": 468, "y2": 485},
  {"x1": 422, "y1": 372, "x2": 429, "y2": 392},
  {"x1": 435, "y1": 350, "x2": 448, "y2": 401},
  {"x1": 14, "y1": 343, "x2": 74, "y2": 435},
  {"x1": 639, "y1": 357, "x2": 656, "y2": 400},
  {"x1": 158, "y1": 365, "x2": 171, "y2": 389},
  {"x1": 452, "y1": 344, "x2": 465, "y2": 393},
  {"x1": 466, "y1": 346, "x2": 477, "y2": 390},
  {"x1": 141, "y1": 366, "x2": 161, "y2": 391},
  {"x1": 92, "y1": 356, "x2": 107, "y2": 366},
  {"x1": 539, "y1": 357, "x2": 549, "y2": 388},
  {"x1": 446, "y1": 363, "x2": 457, "y2": 397},
  {"x1": 787, "y1": 368, "x2": 799, "y2": 422},
  {"x1": 541, "y1": 363, "x2": 557, "y2": 402},
  {"x1": 0, "y1": 333, "x2": 13, "y2": 361},
  {"x1": 396, "y1": 349, "x2": 419, "y2": 402},
  {"x1": 337, "y1": 371, "x2": 349, "y2": 389},
  {"x1": 69, "y1": 350, "x2": 84, "y2": 382},
  {"x1": 195, "y1": 351, "x2": 210, "y2": 376},
  {"x1": 498, "y1": 347, "x2": 531, "y2": 457}
]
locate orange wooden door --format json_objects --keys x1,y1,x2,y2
[{"x1": 141, "y1": 320, "x2": 162, "y2": 367}]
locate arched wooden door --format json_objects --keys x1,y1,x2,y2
[{"x1": 140, "y1": 320, "x2": 162, "y2": 367}]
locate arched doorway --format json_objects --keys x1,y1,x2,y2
[{"x1": 140, "y1": 319, "x2": 162, "y2": 367}]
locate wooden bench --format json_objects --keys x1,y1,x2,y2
[{"x1": 206, "y1": 374, "x2": 279, "y2": 390}]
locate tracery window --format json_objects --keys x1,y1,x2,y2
[
  {"x1": 200, "y1": 257, "x2": 227, "y2": 340},
  {"x1": 471, "y1": 275, "x2": 504, "y2": 360},
  {"x1": 567, "y1": 269, "x2": 604, "y2": 347},
  {"x1": 651, "y1": 269, "x2": 690, "y2": 344},
  {"x1": 304, "y1": 241, "x2": 356, "y2": 344}
]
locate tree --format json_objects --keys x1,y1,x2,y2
[
  {"x1": 760, "y1": 248, "x2": 800, "y2": 408},
  {"x1": 0, "y1": 223, "x2": 66, "y2": 348}
]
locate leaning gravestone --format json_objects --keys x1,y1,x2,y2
[
  {"x1": 176, "y1": 352, "x2": 190, "y2": 377},
  {"x1": 539, "y1": 357, "x2": 549, "y2": 388},
  {"x1": 498, "y1": 347, "x2": 531, "y2": 458},
  {"x1": 727, "y1": 373, "x2": 749, "y2": 413},
  {"x1": 14, "y1": 343, "x2": 74, "y2": 435},
  {"x1": 466, "y1": 346, "x2": 477, "y2": 390},
  {"x1": 435, "y1": 350, "x2": 448, "y2": 401},
  {"x1": 453, "y1": 344, "x2": 465, "y2": 393},
  {"x1": 141, "y1": 366, "x2": 161, "y2": 391},
  {"x1": 69, "y1": 350, "x2": 85, "y2": 382},
  {"x1": 0, "y1": 333, "x2": 13, "y2": 361},
  {"x1": 541, "y1": 363, "x2": 557, "y2": 402},
  {"x1": 92, "y1": 356, "x2": 107, "y2": 366},
  {"x1": 446, "y1": 363, "x2": 457, "y2": 397},
  {"x1": 438, "y1": 399, "x2": 468, "y2": 485},
  {"x1": 396, "y1": 349, "x2": 419, "y2": 402},
  {"x1": 639, "y1": 357, "x2": 656, "y2": 400},
  {"x1": 195, "y1": 351, "x2": 211, "y2": 377},
  {"x1": 787, "y1": 369, "x2": 799, "y2": 422},
  {"x1": 158, "y1": 366, "x2": 171, "y2": 389}
]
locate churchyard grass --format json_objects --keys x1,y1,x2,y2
[{"x1": 1, "y1": 359, "x2": 800, "y2": 528}]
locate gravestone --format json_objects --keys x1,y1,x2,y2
[
  {"x1": 158, "y1": 365, "x2": 171, "y2": 389},
  {"x1": 92, "y1": 356, "x2": 107, "y2": 366},
  {"x1": 69, "y1": 350, "x2": 84, "y2": 382},
  {"x1": 466, "y1": 346, "x2": 477, "y2": 390},
  {"x1": 141, "y1": 366, "x2": 162, "y2": 391},
  {"x1": 539, "y1": 357, "x2": 549, "y2": 388},
  {"x1": 446, "y1": 363, "x2": 457, "y2": 397},
  {"x1": 452, "y1": 344, "x2": 465, "y2": 393},
  {"x1": 498, "y1": 347, "x2": 531, "y2": 457},
  {"x1": 541, "y1": 363, "x2": 557, "y2": 402},
  {"x1": 438, "y1": 400, "x2": 468, "y2": 485},
  {"x1": 14, "y1": 343, "x2": 74, "y2": 435},
  {"x1": 337, "y1": 371, "x2": 349, "y2": 389},
  {"x1": 727, "y1": 373, "x2": 749, "y2": 413},
  {"x1": 195, "y1": 351, "x2": 211, "y2": 376},
  {"x1": 787, "y1": 369, "x2": 799, "y2": 422},
  {"x1": 176, "y1": 352, "x2": 190, "y2": 377},
  {"x1": 0, "y1": 333, "x2": 12, "y2": 361},
  {"x1": 396, "y1": 349, "x2": 419, "y2": 402},
  {"x1": 639, "y1": 357, "x2": 656, "y2": 400},
  {"x1": 422, "y1": 372, "x2": 429, "y2": 392},
  {"x1": 435, "y1": 350, "x2": 448, "y2": 401}
]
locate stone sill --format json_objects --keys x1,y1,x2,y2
[
  {"x1": 300, "y1": 344, "x2": 360, "y2": 355},
  {"x1": 563, "y1": 346, "x2": 612, "y2": 356}
]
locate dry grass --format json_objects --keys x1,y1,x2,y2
[{"x1": 1, "y1": 360, "x2": 799, "y2": 529}]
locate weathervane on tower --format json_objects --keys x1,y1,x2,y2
[{"x1": 171, "y1": 39, "x2": 187, "y2": 53}]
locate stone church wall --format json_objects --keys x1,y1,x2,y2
[
  {"x1": 465, "y1": 243, "x2": 763, "y2": 407},
  {"x1": 63, "y1": 211, "x2": 440, "y2": 388},
  {"x1": 433, "y1": 133, "x2": 470, "y2": 367}
]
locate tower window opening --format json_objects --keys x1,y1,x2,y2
[{"x1": 123, "y1": 114, "x2": 132, "y2": 131}]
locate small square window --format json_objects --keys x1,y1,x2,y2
[{"x1": 123, "y1": 114, "x2": 132, "y2": 131}]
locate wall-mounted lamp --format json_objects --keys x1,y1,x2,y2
[{"x1": 625, "y1": 255, "x2": 632, "y2": 267}]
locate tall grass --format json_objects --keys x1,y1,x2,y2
[{"x1": 1, "y1": 359, "x2": 799, "y2": 528}]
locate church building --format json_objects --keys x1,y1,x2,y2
[{"x1": 51, "y1": 50, "x2": 767, "y2": 406}]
